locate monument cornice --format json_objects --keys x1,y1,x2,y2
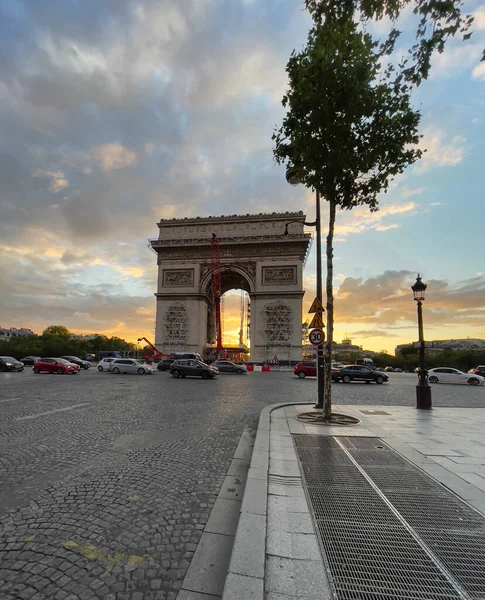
[{"x1": 157, "y1": 211, "x2": 305, "y2": 227}]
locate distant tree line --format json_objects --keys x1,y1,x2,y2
[
  {"x1": 0, "y1": 325, "x2": 137, "y2": 360},
  {"x1": 338, "y1": 348, "x2": 485, "y2": 373}
]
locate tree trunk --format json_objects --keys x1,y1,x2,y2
[{"x1": 324, "y1": 199, "x2": 336, "y2": 420}]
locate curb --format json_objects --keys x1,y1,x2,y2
[{"x1": 222, "y1": 402, "x2": 309, "y2": 600}]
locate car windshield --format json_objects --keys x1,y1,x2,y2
[
  {"x1": 197, "y1": 361, "x2": 209, "y2": 367},
  {"x1": 65, "y1": 356, "x2": 80, "y2": 360},
  {"x1": 1, "y1": 356, "x2": 17, "y2": 362},
  {"x1": 135, "y1": 360, "x2": 145, "y2": 364},
  {"x1": 56, "y1": 359, "x2": 71, "y2": 364}
]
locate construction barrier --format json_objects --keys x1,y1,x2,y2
[
  {"x1": 262, "y1": 365, "x2": 271, "y2": 372},
  {"x1": 246, "y1": 364, "x2": 254, "y2": 372}
]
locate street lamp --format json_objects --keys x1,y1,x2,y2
[
  {"x1": 411, "y1": 274, "x2": 432, "y2": 410},
  {"x1": 285, "y1": 166, "x2": 325, "y2": 409}
]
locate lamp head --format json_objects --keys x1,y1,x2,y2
[
  {"x1": 411, "y1": 274, "x2": 427, "y2": 301},
  {"x1": 285, "y1": 166, "x2": 301, "y2": 187}
]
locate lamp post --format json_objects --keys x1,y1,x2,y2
[
  {"x1": 285, "y1": 167, "x2": 324, "y2": 409},
  {"x1": 411, "y1": 274, "x2": 432, "y2": 410}
]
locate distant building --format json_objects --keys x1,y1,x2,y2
[
  {"x1": 395, "y1": 338, "x2": 485, "y2": 357},
  {"x1": 0, "y1": 327, "x2": 35, "y2": 341},
  {"x1": 302, "y1": 337, "x2": 369, "y2": 360},
  {"x1": 69, "y1": 333, "x2": 100, "y2": 341}
]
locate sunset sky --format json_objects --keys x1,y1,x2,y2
[{"x1": 0, "y1": 0, "x2": 484, "y2": 354}]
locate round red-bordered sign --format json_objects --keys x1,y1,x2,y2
[{"x1": 309, "y1": 328, "x2": 325, "y2": 345}]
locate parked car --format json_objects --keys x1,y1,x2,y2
[
  {"x1": 109, "y1": 359, "x2": 154, "y2": 375},
  {"x1": 428, "y1": 368, "x2": 485, "y2": 386},
  {"x1": 294, "y1": 361, "x2": 316, "y2": 378},
  {"x1": 468, "y1": 366, "x2": 485, "y2": 377},
  {"x1": 170, "y1": 359, "x2": 218, "y2": 379},
  {"x1": 60, "y1": 355, "x2": 91, "y2": 369},
  {"x1": 375, "y1": 367, "x2": 385, "y2": 372},
  {"x1": 157, "y1": 358, "x2": 174, "y2": 371},
  {"x1": 19, "y1": 356, "x2": 41, "y2": 366},
  {"x1": 394, "y1": 367, "x2": 403, "y2": 373},
  {"x1": 55, "y1": 358, "x2": 81, "y2": 372},
  {"x1": 0, "y1": 356, "x2": 25, "y2": 372},
  {"x1": 97, "y1": 357, "x2": 116, "y2": 371},
  {"x1": 334, "y1": 365, "x2": 388, "y2": 384},
  {"x1": 33, "y1": 358, "x2": 78, "y2": 374},
  {"x1": 212, "y1": 360, "x2": 247, "y2": 374},
  {"x1": 384, "y1": 366, "x2": 394, "y2": 372}
]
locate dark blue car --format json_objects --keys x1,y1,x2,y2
[{"x1": 333, "y1": 365, "x2": 388, "y2": 384}]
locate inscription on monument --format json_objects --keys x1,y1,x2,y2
[
  {"x1": 262, "y1": 266, "x2": 297, "y2": 285},
  {"x1": 163, "y1": 269, "x2": 194, "y2": 287}
]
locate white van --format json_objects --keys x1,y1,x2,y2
[{"x1": 356, "y1": 358, "x2": 375, "y2": 369}]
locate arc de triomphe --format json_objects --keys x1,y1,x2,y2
[{"x1": 149, "y1": 212, "x2": 312, "y2": 362}]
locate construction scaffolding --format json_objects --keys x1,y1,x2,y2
[{"x1": 161, "y1": 302, "x2": 189, "y2": 354}]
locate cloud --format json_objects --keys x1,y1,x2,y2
[
  {"x1": 333, "y1": 271, "x2": 485, "y2": 330},
  {"x1": 431, "y1": 43, "x2": 483, "y2": 77},
  {"x1": 90, "y1": 143, "x2": 137, "y2": 171},
  {"x1": 472, "y1": 62, "x2": 485, "y2": 81},
  {"x1": 32, "y1": 169, "x2": 69, "y2": 192},
  {"x1": 352, "y1": 329, "x2": 400, "y2": 339},
  {"x1": 335, "y1": 202, "x2": 417, "y2": 237},
  {"x1": 473, "y1": 5, "x2": 485, "y2": 30},
  {"x1": 400, "y1": 186, "x2": 424, "y2": 198},
  {"x1": 415, "y1": 129, "x2": 466, "y2": 173}
]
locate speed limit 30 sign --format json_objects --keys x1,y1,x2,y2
[{"x1": 309, "y1": 328, "x2": 325, "y2": 345}]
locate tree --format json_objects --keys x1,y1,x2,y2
[
  {"x1": 304, "y1": 0, "x2": 480, "y2": 85},
  {"x1": 42, "y1": 325, "x2": 71, "y2": 338},
  {"x1": 273, "y1": 15, "x2": 422, "y2": 419}
]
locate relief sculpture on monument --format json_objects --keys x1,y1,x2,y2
[{"x1": 163, "y1": 269, "x2": 194, "y2": 287}]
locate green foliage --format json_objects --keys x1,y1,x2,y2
[
  {"x1": 0, "y1": 331, "x2": 136, "y2": 360},
  {"x1": 42, "y1": 325, "x2": 71, "y2": 338},
  {"x1": 273, "y1": 18, "x2": 422, "y2": 210},
  {"x1": 304, "y1": 0, "x2": 479, "y2": 86}
]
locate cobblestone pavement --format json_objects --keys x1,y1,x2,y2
[{"x1": 0, "y1": 369, "x2": 483, "y2": 600}]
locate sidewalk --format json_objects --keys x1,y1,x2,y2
[{"x1": 223, "y1": 403, "x2": 485, "y2": 600}]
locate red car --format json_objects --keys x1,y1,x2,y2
[
  {"x1": 294, "y1": 361, "x2": 316, "y2": 378},
  {"x1": 33, "y1": 358, "x2": 79, "y2": 374},
  {"x1": 294, "y1": 362, "x2": 343, "y2": 379}
]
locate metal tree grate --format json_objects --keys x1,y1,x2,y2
[{"x1": 294, "y1": 435, "x2": 485, "y2": 600}]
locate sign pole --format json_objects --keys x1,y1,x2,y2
[{"x1": 315, "y1": 189, "x2": 324, "y2": 410}]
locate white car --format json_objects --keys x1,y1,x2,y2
[
  {"x1": 97, "y1": 357, "x2": 116, "y2": 372},
  {"x1": 427, "y1": 368, "x2": 485, "y2": 386},
  {"x1": 108, "y1": 358, "x2": 154, "y2": 375}
]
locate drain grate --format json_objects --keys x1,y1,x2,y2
[
  {"x1": 294, "y1": 435, "x2": 485, "y2": 599},
  {"x1": 317, "y1": 521, "x2": 459, "y2": 600}
]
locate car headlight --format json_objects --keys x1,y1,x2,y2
[{"x1": 6, "y1": 363, "x2": 12, "y2": 367}]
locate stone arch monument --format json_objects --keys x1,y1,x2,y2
[{"x1": 149, "y1": 212, "x2": 312, "y2": 362}]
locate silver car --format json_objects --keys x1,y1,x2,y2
[{"x1": 109, "y1": 359, "x2": 154, "y2": 375}]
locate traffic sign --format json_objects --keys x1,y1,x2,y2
[
  {"x1": 309, "y1": 328, "x2": 325, "y2": 345},
  {"x1": 308, "y1": 312, "x2": 324, "y2": 329},
  {"x1": 308, "y1": 297, "x2": 324, "y2": 313}
]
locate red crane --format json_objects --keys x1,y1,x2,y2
[
  {"x1": 136, "y1": 337, "x2": 168, "y2": 358},
  {"x1": 211, "y1": 233, "x2": 223, "y2": 359}
]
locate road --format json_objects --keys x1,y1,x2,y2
[{"x1": 0, "y1": 369, "x2": 483, "y2": 600}]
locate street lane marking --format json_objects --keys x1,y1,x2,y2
[
  {"x1": 0, "y1": 398, "x2": 23, "y2": 404},
  {"x1": 15, "y1": 403, "x2": 91, "y2": 420}
]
